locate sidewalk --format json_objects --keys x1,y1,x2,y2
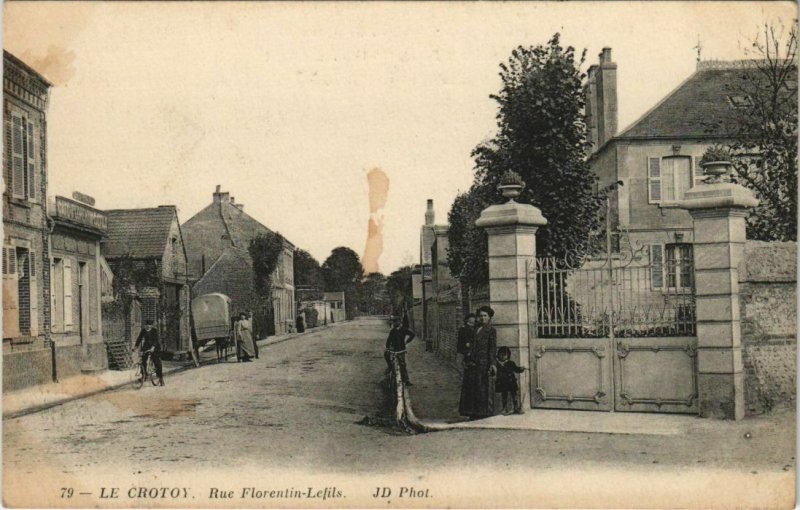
[
  {"x1": 3, "y1": 323, "x2": 337, "y2": 419},
  {"x1": 403, "y1": 335, "x2": 796, "y2": 437}
]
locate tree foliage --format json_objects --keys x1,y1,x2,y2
[
  {"x1": 386, "y1": 265, "x2": 414, "y2": 315},
  {"x1": 293, "y1": 248, "x2": 324, "y2": 300},
  {"x1": 322, "y1": 247, "x2": 364, "y2": 319},
  {"x1": 448, "y1": 34, "x2": 602, "y2": 288},
  {"x1": 727, "y1": 21, "x2": 798, "y2": 241},
  {"x1": 356, "y1": 272, "x2": 391, "y2": 315},
  {"x1": 248, "y1": 232, "x2": 285, "y2": 297}
]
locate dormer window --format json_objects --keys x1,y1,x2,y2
[{"x1": 727, "y1": 95, "x2": 753, "y2": 108}]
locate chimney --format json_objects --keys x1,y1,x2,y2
[
  {"x1": 213, "y1": 186, "x2": 230, "y2": 204},
  {"x1": 425, "y1": 199, "x2": 435, "y2": 226},
  {"x1": 595, "y1": 47, "x2": 618, "y2": 148},
  {"x1": 584, "y1": 65, "x2": 599, "y2": 154}
]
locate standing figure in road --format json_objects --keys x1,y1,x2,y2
[
  {"x1": 459, "y1": 306, "x2": 497, "y2": 420},
  {"x1": 235, "y1": 312, "x2": 256, "y2": 362},
  {"x1": 456, "y1": 313, "x2": 476, "y2": 366},
  {"x1": 134, "y1": 320, "x2": 164, "y2": 386},
  {"x1": 495, "y1": 346, "x2": 525, "y2": 414},
  {"x1": 384, "y1": 316, "x2": 416, "y2": 386}
]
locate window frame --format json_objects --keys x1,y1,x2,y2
[{"x1": 648, "y1": 155, "x2": 701, "y2": 205}]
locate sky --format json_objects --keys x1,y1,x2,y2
[{"x1": 3, "y1": 1, "x2": 795, "y2": 274}]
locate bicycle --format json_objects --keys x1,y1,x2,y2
[{"x1": 132, "y1": 350, "x2": 159, "y2": 389}]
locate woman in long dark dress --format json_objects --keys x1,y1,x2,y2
[{"x1": 458, "y1": 306, "x2": 497, "y2": 420}]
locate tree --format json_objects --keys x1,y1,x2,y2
[
  {"x1": 727, "y1": 21, "x2": 798, "y2": 241},
  {"x1": 448, "y1": 34, "x2": 602, "y2": 288},
  {"x1": 248, "y1": 232, "x2": 285, "y2": 298},
  {"x1": 357, "y1": 272, "x2": 390, "y2": 315},
  {"x1": 293, "y1": 248, "x2": 324, "y2": 300},
  {"x1": 386, "y1": 265, "x2": 414, "y2": 315},
  {"x1": 446, "y1": 184, "x2": 491, "y2": 290},
  {"x1": 322, "y1": 247, "x2": 364, "y2": 319}
]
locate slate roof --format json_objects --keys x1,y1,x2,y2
[
  {"x1": 103, "y1": 206, "x2": 176, "y2": 259},
  {"x1": 617, "y1": 65, "x2": 763, "y2": 140}
]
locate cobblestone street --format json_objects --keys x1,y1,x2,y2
[{"x1": 3, "y1": 318, "x2": 795, "y2": 508}]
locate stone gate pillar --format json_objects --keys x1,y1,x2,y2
[
  {"x1": 680, "y1": 173, "x2": 758, "y2": 420},
  {"x1": 476, "y1": 178, "x2": 547, "y2": 413}
]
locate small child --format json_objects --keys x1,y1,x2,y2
[{"x1": 495, "y1": 346, "x2": 525, "y2": 415}]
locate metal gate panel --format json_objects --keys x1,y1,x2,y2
[
  {"x1": 614, "y1": 336, "x2": 698, "y2": 413},
  {"x1": 531, "y1": 337, "x2": 613, "y2": 411},
  {"x1": 528, "y1": 236, "x2": 699, "y2": 415}
]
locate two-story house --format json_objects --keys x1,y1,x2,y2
[
  {"x1": 3, "y1": 51, "x2": 53, "y2": 390},
  {"x1": 102, "y1": 206, "x2": 191, "y2": 354},
  {"x1": 587, "y1": 50, "x2": 768, "y2": 290},
  {"x1": 182, "y1": 186, "x2": 295, "y2": 338}
]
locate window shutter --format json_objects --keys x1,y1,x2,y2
[
  {"x1": 647, "y1": 157, "x2": 661, "y2": 203},
  {"x1": 2, "y1": 248, "x2": 8, "y2": 275},
  {"x1": 63, "y1": 259, "x2": 73, "y2": 329},
  {"x1": 28, "y1": 251, "x2": 38, "y2": 335},
  {"x1": 650, "y1": 244, "x2": 664, "y2": 290},
  {"x1": 27, "y1": 120, "x2": 35, "y2": 200},
  {"x1": 693, "y1": 156, "x2": 705, "y2": 186},
  {"x1": 11, "y1": 115, "x2": 25, "y2": 198},
  {"x1": 4, "y1": 114, "x2": 11, "y2": 195},
  {"x1": 8, "y1": 248, "x2": 17, "y2": 275}
]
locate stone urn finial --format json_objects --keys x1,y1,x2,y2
[
  {"x1": 700, "y1": 145, "x2": 733, "y2": 184},
  {"x1": 498, "y1": 170, "x2": 525, "y2": 202}
]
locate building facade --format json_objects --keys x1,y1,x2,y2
[
  {"x1": 3, "y1": 51, "x2": 53, "y2": 390},
  {"x1": 586, "y1": 51, "x2": 769, "y2": 254},
  {"x1": 182, "y1": 186, "x2": 295, "y2": 337},
  {"x1": 102, "y1": 206, "x2": 192, "y2": 354},
  {"x1": 49, "y1": 194, "x2": 109, "y2": 377}
]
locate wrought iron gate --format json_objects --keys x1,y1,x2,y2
[{"x1": 527, "y1": 241, "x2": 699, "y2": 414}]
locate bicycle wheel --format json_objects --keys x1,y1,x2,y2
[
  {"x1": 132, "y1": 362, "x2": 144, "y2": 389},
  {"x1": 147, "y1": 357, "x2": 159, "y2": 386}
]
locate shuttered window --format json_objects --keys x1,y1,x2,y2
[
  {"x1": 3, "y1": 246, "x2": 20, "y2": 338},
  {"x1": 51, "y1": 258, "x2": 63, "y2": 332},
  {"x1": 4, "y1": 112, "x2": 11, "y2": 195},
  {"x1": 11, "y1": 114, "x2": 25, "y2": 199},
  {"x1": 63, "y1": 259, "x2": 73, "y2": 330},
  {"x1": 647, "y1": 157, "x2": 661, "y2": 203},
  {"x1": 693, "y1": 156, "x2": 705, "y2": 187},
  {"x1": 648, "y1": 156, "x2": 693, "y2": 203},
  {"x1": 650, "y1": 244, "x2": 663, "y2": 290},
  {"x1": 26, "y1": 120, "x2": 35, "y2": 200}
]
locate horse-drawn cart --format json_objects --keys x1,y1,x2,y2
[{"x1": 191, "y1": 293, "x2": 234, "y2": 366}]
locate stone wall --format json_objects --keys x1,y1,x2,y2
[{"x1": 739, "y1": 241, "x2": 796, "y2": 415}]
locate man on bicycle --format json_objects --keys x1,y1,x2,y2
[{"x1": 134, "y1": 320, "x2": 164, "y2": 386}]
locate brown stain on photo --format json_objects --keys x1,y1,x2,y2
[
  {"x1": 20, "y1": 45, "x2": 77, "y2": 87},
  {"x1": 362, "y1": 168, "x2": 389, "y2": 274}
]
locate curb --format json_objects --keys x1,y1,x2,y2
[{"x1": 3, "y1": 323, "x2": 336, "y2": 420}]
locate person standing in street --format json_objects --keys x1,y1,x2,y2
[
  {"x1": 384, "y1": 316, "x2": 416, "y2": 386},
  {"x1": 459, "y1": 306, "x2": 497, "y2": 420},
  {"x1": 134, "y1": 320, "x2": 164, "y2": 386},
  {"x1": 235, "y1": 312, "x2": 257, "y2": 362}
]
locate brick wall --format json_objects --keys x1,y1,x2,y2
[{"x1": 739, "y1": 241, "x2": 796, "y2": 415}]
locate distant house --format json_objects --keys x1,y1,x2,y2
[
  {"x1": 586, "y1": 50, "x2": 772, "y2": 287},
  {"x1": 323, "y1": 292, "x2": 346, "y2": 323},
  {"x1": 102, "y1": 206, "x2": 191, "y2": 354},
  {"x1": 182, "y1": 186, "x2": 295, "y2": 337},
  {"x1": 2, "y1": 51, "x2": 53, "y2": 390}
]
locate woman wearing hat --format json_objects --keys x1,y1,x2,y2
[{"x1": 458, "y1": 305, "x2": 497, "y2": 420}]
